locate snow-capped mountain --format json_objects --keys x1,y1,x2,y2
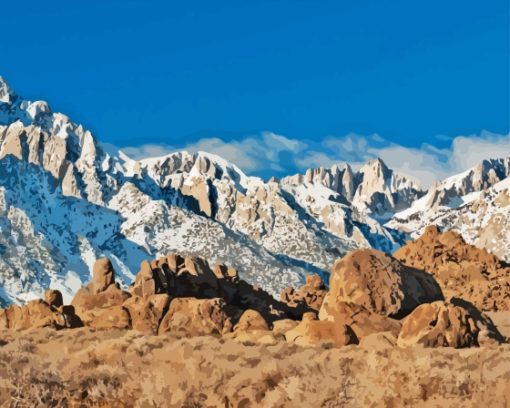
[
  {"x1": 387, "y1": 158, "x2": 510, "y2": 261},
  {"x1": 0, "y1": 76, "x2": 407, "y2": 306},
  {"x1": 281, "y1": 158, "x2": 423, "y2": 220},
  {"x1": 1, "y1": 75, "x2": 508, "y2": 307}
]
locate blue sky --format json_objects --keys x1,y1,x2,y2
[{"x1": 1, "y1": 1, "x2": 509, "y2": 183}]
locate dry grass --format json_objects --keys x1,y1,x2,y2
[{"x1": 0, "y1": 327, "x2": 509, "y2": 407}]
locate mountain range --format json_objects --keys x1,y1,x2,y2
[{"x1": 0, "y1": 75, "x2": 508, "y2": 306}]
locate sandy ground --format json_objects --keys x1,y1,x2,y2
[{"x1": 0, "y1": 328, "x2": 509, "y2": 408}]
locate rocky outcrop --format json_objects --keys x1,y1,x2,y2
[
  {"x1": 319, "y1": 301, "x2": 401, "y2": 339},
  {"x1": 129, "y1": 254, "x2": 238, "y2": 301},
  {"x1": 1, "y1": 292, "x2": 82, "y2": 331},
  {"x1": 285, "y1": 312, "x2": 358, "y2": 347},
  {"x1": 71, "y1": 259, "x2": 131, "y2": 329},
  {"x1": 394, "y1": 225, "x2": 510, "y2": 311},
  {"x1": 397, "y1": 299, "x2": 504, "y2": 348},
  {"x1": 322, "y1": 248, "x2": 443, "y2": 318},
  {"x1": 280, "y1": 274, "x2": 327, "y2": 312},
  {"x1": 158, "y1": 297, "x2": 239, "y2": 337},
  {"x1": 122, "y1": 294, "x2": 171, "y2": 334}
]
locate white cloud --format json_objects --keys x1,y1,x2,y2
[{"x1": 120, "y1": 131, "x2": 510, "y2": 187}]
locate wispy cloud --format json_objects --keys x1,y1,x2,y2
[{"x1": 120, "y1": 131, "x2": 510, "y2": 188}]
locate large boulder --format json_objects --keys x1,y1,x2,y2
[
  {"x1": 397, "y1": 299, "x2": 504, "y2": 348},
  {"x1": 319, "y1": 301, "x2": 401, "y2": 339},
  {"x1": 122, "y1": 294, "x2": 171, "y2": 334},
  {"x1": 280, "y1": 274, "x2": 327, "y2": 312},
  {"x1": 285, "y1": 312, "x2": 358, "y2": 347},
  {"x1": 394, "y1": 225, "x2": 510, "y2": 311},
  {"x1": 323, "y1": 249, "x2": 443, "y2": 318},
  {"x1": 158, "y1": 297, "x2": 240, "y2": 337},
  {"x1": 91, "y1": 257, "x2": 116, "y2": 294}
]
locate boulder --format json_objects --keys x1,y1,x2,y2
[
  {"x1": 324, "y1": 249, "x2": 443, "y2": 318},
  {"x1": 71, "y1": 259, "x2": 131, "y2": 328},
  {"x1": 227, "y1": 309, "x2": 273, "y2": 343},
  {"x1": 280, "y1": 274, "x2": 327, "y2": 312},
  {"x1": 319, "y1": 301, "x2": 401, "y2": 339},
  {"x1": 72, "y1": 284, "x2": 131, "y2": 317},
  {"x1": 44, "y1": 289, "x2": 63, "y2": 308},
  {"x1": 285, "y1": 312, "x2": 358, "y2": 347},
  {"x1": 158, "y1": 297, "x2": 240, "y2": 337},
  {"x1": 397, "y1": 299, "x2": 504, "y2": 348},
  {"x1": 233, "y1": 309, "x2": 269, "y2": 332},
  {"x1": 84, "y1": 306, "x2": 131, "y2": 330},
  {"x1": 394, "y1": 225, "x2": 510, "y2": 311},
  {"x1": 122, "y1": 294, "x2": 171, "y2": 334},
  {"x1": 271, "y1": 319, "x2": 298, "y2": 336},
  {"x1": 4, "y1": 300, "x2": 81, "y2": 330},
  {"x1": 91, "y1": 257, "x2": 116, "y2": 294}
]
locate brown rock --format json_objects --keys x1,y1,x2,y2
[
  {"x1": 280, "y1": 274, "x2": 327, "y2": 312},
  {"x1": 4, "y1": 300, "x2": 80, "y2": 331},
  {"x1": 0, "y1": 309, "x2": 8, "y2": 329},
  {"x1": 92, "y1": 257, "x2": 115, "y2": 294},
  {"x1": 44, "y1": 289, "x2": 63, "y2": 308},
  {"x1": 397, "y1": 299, "x2": 504, "y2": 348},
  {"x1": 158, "y1": 297, "x2": 239, "y2": 337},
  {"x1": 234, "y1": 309, "x2": 269, "y2": 332},
  {"x1": 129, "y1": 254, "x2": 239, "y2": 302},
  {"x1": 285, "y1": 312, "x2": 358, "y2": 347},
  {"x1": 72, "y1": 284, "x2": 131, "y2": 317},
  {"x1": 271, "y1": 319, "x2": 298, "y2": 336},
  {"x1": 122, "y1": 294, "x2": 171, "y2": 334},
  {"x1": 319, "y1": 301, "x2": 401, "y2": 339},
  {"x1": 85, "y1": 306, "x2": 131, "y2": 330},
  {"x1": 324, "y1": 249, "x2": 443, "y2": 318},
  {"x1": 394, "y1": 225, "x2": 510, "y2": 311}
]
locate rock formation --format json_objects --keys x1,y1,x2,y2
[
  {"x1": 397, "y1": 299, "x2": 504, "y2": 348},
  {"x1": 320, "y1": 248, "x2": 443, "y2": 318},
  {"x1": 394, "y1": 225, "x2": 510, "y2": 311},
  {"x1": 280, "y1": 274, "x2": 327, "y2": 312},
  {"x1": 284, "y1": 312, "x2": 359, "y2": 347}
]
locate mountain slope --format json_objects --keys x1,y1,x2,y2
[
  {"x1": 387, "y1": 158, "x2": 510, "y2": 261},
  {"x1": 0, "y1": 76, "x2": 403, "y2": 305}
]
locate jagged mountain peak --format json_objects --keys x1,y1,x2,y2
[{"x1": 0, "y1": 76, "x2": 15, "y2": 103}]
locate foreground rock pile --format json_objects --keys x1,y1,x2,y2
[
  {"x1": 395, "y1": 225, "x2": 510, "y2": 311},
  {"x1": 0, "y1": 226, "x2": 508, "y2": 349}
]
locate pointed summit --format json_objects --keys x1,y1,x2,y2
[{"x1": 0, "y1": 76, "x2": 15, "y2": 104}]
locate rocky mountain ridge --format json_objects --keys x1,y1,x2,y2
[{"x1": 0, "y1": 75, "x2": 508, "y2": 306}]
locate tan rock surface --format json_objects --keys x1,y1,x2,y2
[
  {"x1": 319, "y1": 300, "x2": 401, "y2": 339},
  {"x1": 158, "y1": 297, "x2": 239, "y2": 337},
  {"x1": 285, "y1": 312, "x2": 358, "y2": 347},
  {"x1": 122, "y1": 294, "x2": 171, "y2": 334},
  {"x1": 324, "y1": 248, "x2": 443, "y2": 318},
  {"x1": 394, "y1": 225, "x2": 510, "y2": 311},
  {"x1": 397, "y1": 299, "x2": 504, "y2": 348},
  {"x1": 280, "y1": 274, "x2": 327, "y2": 312}
]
